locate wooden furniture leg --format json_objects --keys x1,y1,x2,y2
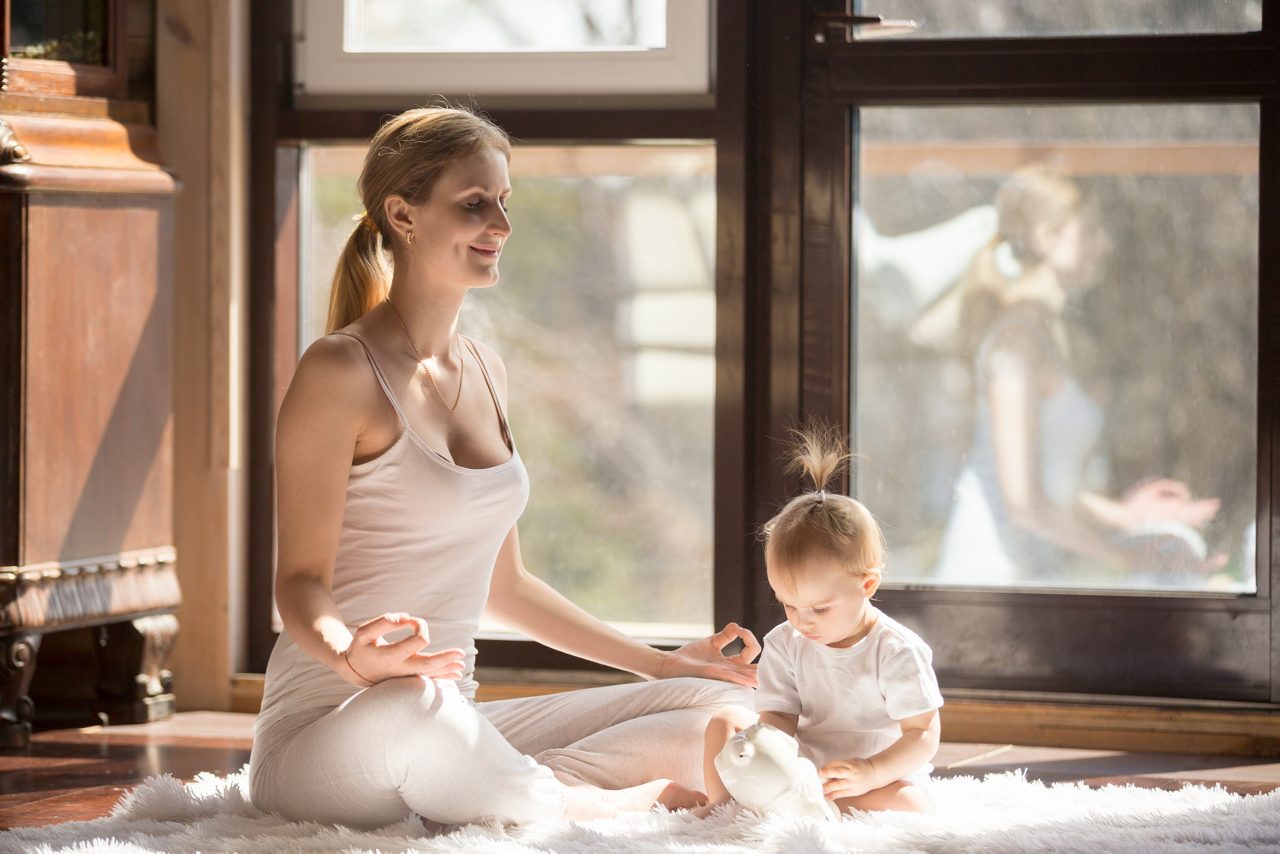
[
  {"x1": 0, "y1": 633, "x2": 40, "y2": 748},
  {"x1": 95, "y1": 615, "x2": 178, "y2": 724}
]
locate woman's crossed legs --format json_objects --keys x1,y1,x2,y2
[{"x1": 252, "y1": 675, "x2": 748, "y2": 829}]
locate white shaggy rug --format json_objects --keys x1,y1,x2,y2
[{"x1": 2, "y1": 766, "x2": 1277, "y2": 853}]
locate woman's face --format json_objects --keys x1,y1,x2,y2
[
  {"x1": 767, "y1": 558, "x2": 879, "y2": 649},
  {"x1": 1035, "y1": 214, "x2": 1085, "y2": 276},
  {"x1": 402, "y1": 146, "x2": 512, "y2": 289}
]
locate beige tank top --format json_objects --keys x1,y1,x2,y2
[{"x1": 255, "y1": 329, "x2": 529, "y2": 742}]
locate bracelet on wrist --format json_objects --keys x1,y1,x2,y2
[{"x1": 343, "y1": 647, "x2": 375, "y2": 686}]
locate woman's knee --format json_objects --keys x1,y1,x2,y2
[
  {"x1": 354, "y1": 674, "x2": 448, "y2": 722},
  {"x1": 665, "y1": 676, "x2": 754, "y2": 712}
]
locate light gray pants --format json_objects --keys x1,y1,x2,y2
[{"x1": 249, "y1": 675, "x2": 749, "y2": 829}]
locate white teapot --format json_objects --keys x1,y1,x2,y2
[{"x1": 713, "y1": 721, "x2": 839, "y2": 820}]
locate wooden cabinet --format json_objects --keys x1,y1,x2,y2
[{"x1": 0, "y1": 107, "x2": 178, "y2": 747}]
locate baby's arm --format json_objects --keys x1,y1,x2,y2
[
  {"x1": 700, "y1": 704, "x2": 759, "y2": 809},
  {"x1": 819, "y1": 708, "x2": 940, "y2": 801},
  {"x1": 758, "y1": 710, "x2": 799, "y2": 737}
]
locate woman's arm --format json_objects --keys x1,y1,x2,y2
[
  {"x1": 275, "y1": 335, "x2": 463, "y2": 685},
  {"x1": 985, "y1": 353, "x2": 1128, "y2": 564},
  {"x1": 483, "y1": 525, "x2": 758, "y2": 686},
  {"x1": 472, "y1": 339, "x2": 758, "y2": 686}
]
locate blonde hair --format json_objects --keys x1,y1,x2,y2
[
  {"x1": 763, "y1": 423, "x2": 886, "y2": 585},
  {"x1": 955, "y1": 166, "x2": 1081, "y2": 355},
  {"x1": 325, "y1": 105, "x2": 511, "y2": 333},
  {"x1": 909, "y1": 166, "x2": 1081, "y2": 356}
]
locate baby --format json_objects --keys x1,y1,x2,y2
[{"x1": 701, "y1": 425, "x2": 944, "y2": 814}]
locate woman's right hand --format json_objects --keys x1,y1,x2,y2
[
  {"x1": 340, "y1": 612, "x2": 466, "y2": 687},
  {"x1": 1118, "y1": 478, "x2": 1221, "y2": 529}
]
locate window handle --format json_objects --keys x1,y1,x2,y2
[{"x1": 811, "y1": 10, "x2": 918, "y2": 43}]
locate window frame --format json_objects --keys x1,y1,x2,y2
[
  {"x1": 247, "y1": 3, "x2": 728, "y2": 672},
  {"x1": 291, "y1": 0, "x2": 712, "y2": 98},
  {"x1": 792, "y1": 3, "x2": 1280, "y2": 702}
]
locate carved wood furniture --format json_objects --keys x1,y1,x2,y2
[{"x1": 0, "y1": 110, "x2": 179, "y2": 748}]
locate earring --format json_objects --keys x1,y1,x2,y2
[{"x1": 406, "y1": 231, "x2": 415, "y2": 246}]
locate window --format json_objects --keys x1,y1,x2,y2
[
  {"x1": 297, "y1": 143, "x2": 716, "y2": 640},
  {"x1": 854, "y1": 103, "x2": 1259, "y2": 594},
  {"x1": 249, "y1": 0, "x2": 722, "y2": 672},
  {"x1": 856, "y1": 0, "x2": 1262, "y2": 39},
  {"x1": 293, "y1": 0, "x2": 711, "y2": 96},
  {"x1": 790, "y1": 2, "x2": 1278, "y2": 700}
]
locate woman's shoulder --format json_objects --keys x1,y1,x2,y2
[
  {"x1": 465, "y1": 336, "x2": 508, "y2": 389},
  {"x1": 294, "y1": 331, "x2": 373, "y2": 388},
  {"x1": 282, "y1": 331, "x2": 381, "y2": 422},
  {"x1": 980, "y1": 304, "x2": 1062, "y2": 370}
]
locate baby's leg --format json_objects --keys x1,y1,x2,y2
[
  {"x1": 836, "y1": 780, "x2": 929, "y2": 813},
  {"x1": 700, "y1": 704, "x2": 758, "y2": 810}
]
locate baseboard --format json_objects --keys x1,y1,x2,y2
[
  {"x1": 941, "y1": 694, "x2": 1280, "y2": 757},
  {"x1": 228, "y1": 673, "x2": 1280, "y2": 756},
  {"x1": 230, "y1": 673, "x2": 266, "y2": 714}
]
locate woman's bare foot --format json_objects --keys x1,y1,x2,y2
[
  {"x1": 690, "y1": 797, "x2": 730, "y2": 819},
  {"x1": 657, "y1": 781, "x2": 707, "y2": 811},
  {"x1": 563, "y1": 778, "x2": 698, "y2": 821}
]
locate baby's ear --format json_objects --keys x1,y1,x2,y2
[{"x1": 862, "y1": 569, "x2": 882, "y2": 598}]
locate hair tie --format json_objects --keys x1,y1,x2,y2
[
  {"x1": 815, "y1": 489, "x2": 827, "y2": 503},
  {"x1": 352, "y1": 210, "x2": 379, "y2": 233}
]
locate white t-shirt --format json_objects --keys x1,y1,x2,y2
[{"x1": 754, "y1": 610, "x2": 944, "y2": 773}]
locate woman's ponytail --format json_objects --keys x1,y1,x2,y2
[{"x1": 325, "y1": 217, "x2": 390, "y2": 334}]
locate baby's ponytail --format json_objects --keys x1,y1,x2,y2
[
  {"x1": 785, "y1": 421, "x2": 851, "y2": 496},
  {"x1": 764, "y1": 422, "x2": 886, "y2": 580}
]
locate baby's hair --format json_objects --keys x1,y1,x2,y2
[{"x1": 762, "y1": 422, "x2": 886, "y2": 585}]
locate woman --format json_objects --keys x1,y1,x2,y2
[
  {"x1": 929, "y1": 166, "x2": 1221, "y2": 586},
  {"x1": 248, "y1": 106, "x2": 759, "y2": 829}
]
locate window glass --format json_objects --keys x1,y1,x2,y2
[
  {"x1": 854, "y1": 104, "x2": 1258, "y2": 593},
  {"x1": 301, "y1": 144, "x2": 715, "y2": 638},
  {"x1": 345, "y1": 0, "x2": 666, "y2": 52},
  {"x1": 856, "y1": 0, "x2": 1261, "y2": 39},
  {"x1": 10, "y1": 0, "x2": 109, "y2": 64}
]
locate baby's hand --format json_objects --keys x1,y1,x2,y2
[{"x1": 819, "y1": 757, "x2": 877, "y2": 800}]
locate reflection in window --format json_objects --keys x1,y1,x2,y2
[
  {"x1": 10, "y1": 0, "x2": 109, "y2": 65},
  {"x1": 345, "y1": 0, "x2": 666, "y2": 52},
  {"x1": 854, "y1": 104, "x2": 1258, "y2": 593},
  {"x1": 856, "y1": 0, "x2": 1261, "y2": 39},
  {"x1": 301, "y1": 144, "x2": 715, "y2": 637}
]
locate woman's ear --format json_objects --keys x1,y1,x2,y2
[{"x1": 383, "y1": 195, "x2": 415, "y2": 244}]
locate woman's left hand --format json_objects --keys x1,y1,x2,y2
[{"x1": 657, "y1": 622, "x2": 761, "y2": 687}]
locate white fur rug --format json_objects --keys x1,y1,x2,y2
[{"x1": 2, "y1": 766, "x2": 1277, "y2": 853}]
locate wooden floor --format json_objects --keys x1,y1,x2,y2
[{"x1": 2, "y1": 712, "x2": 1279, "y2": 830}]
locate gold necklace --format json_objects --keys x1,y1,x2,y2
[{"x1": 385, "y1": 297, "x2": 464, "y2": 414}]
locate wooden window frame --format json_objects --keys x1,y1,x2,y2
[
  {"x1": 247, "y1": 3, "x2": 729, "y2": 671},
  {"x1": 786, "y1": 0, "x2": 1280, "y2": 703},
  {"x1": 292, "y1": 0, "x2": 712, "y2": 99}
]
